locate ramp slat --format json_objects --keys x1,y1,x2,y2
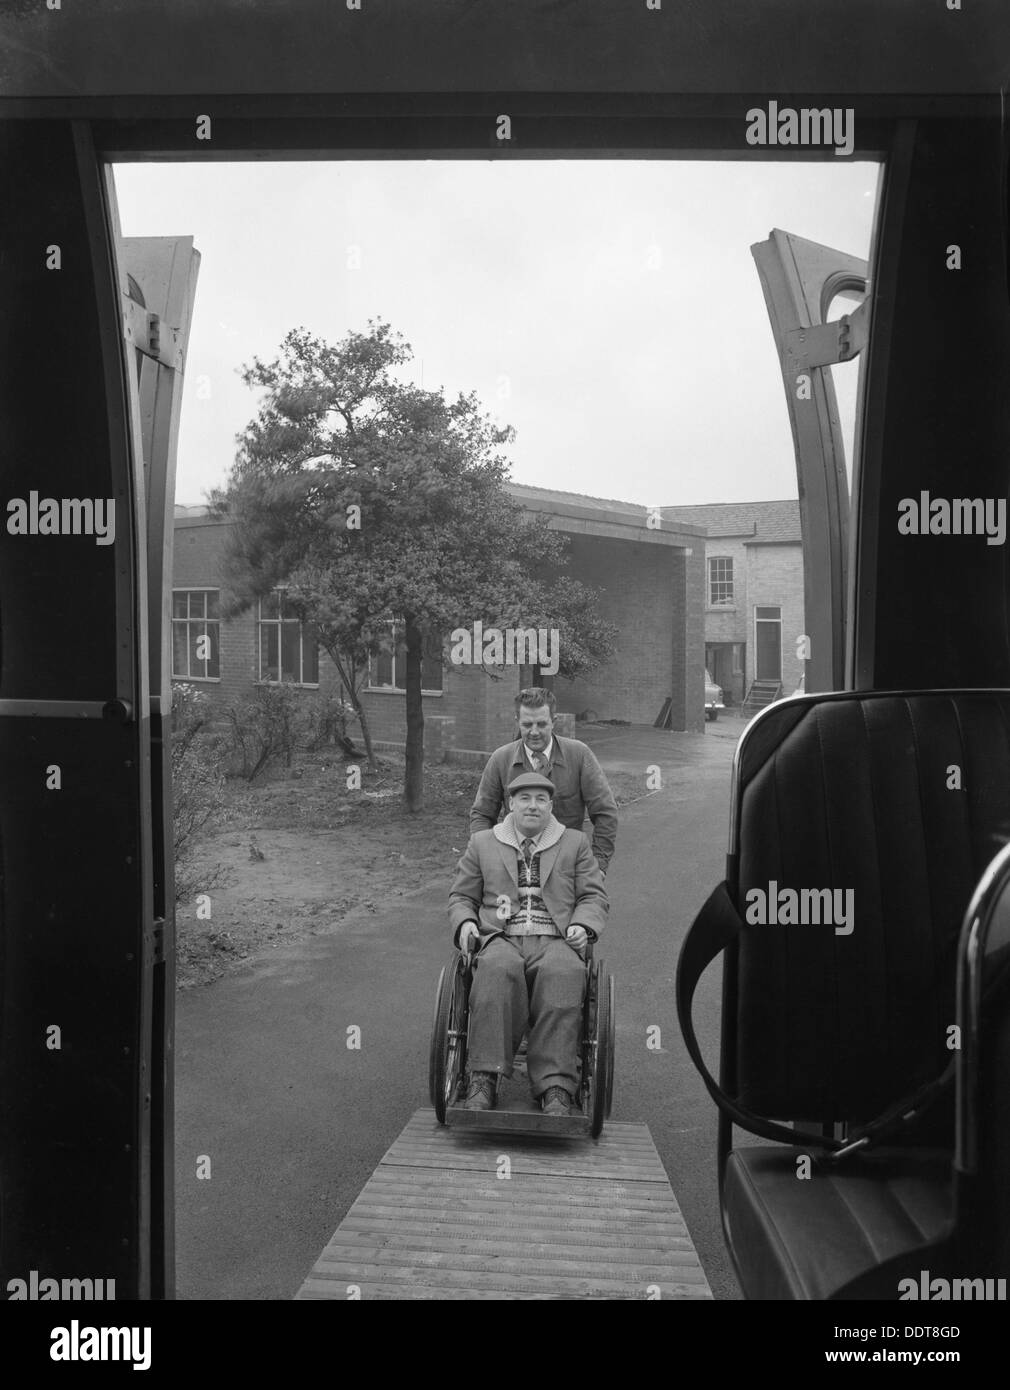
[
  {"x1": 333, "y1": 1232, "x2": 697, "y2": 1261},
  {"x1": 313, "y1": 1250, "x2": 712, "y2": 1280},
  {"x1": 307, "y1": 1264, "x2": 709, "y2": 1298},
  {"x1": 339, "y1": 1211, "x2": 690, "y2": 1237},
  {"x1": 295, "y1": 1108, "x2": 712, "y2": 1300},
  {"x1": 298, "y1": 1273, "x2": 711, "y2": 1295}
]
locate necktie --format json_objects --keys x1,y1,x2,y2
[{"x1": 530, "y1": 753, "x2": 543, "y2": 772}]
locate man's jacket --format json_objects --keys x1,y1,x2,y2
[
  {"x1": 449, "y1": 814, "x2": 609, "y2": 947},
  {"x1": 469, "y1": 735, "x2": 618, "y2": 872}
]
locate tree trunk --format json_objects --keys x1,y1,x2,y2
[
  {"x1": 328, "y1": 647, "x2": 379, "y2": 771},
  {"x1": 353, "y1": 692, "x2": 379, "y2": 772},
  {"x1": 403, "y1": 615, "x2": 425, "y2": 812}
]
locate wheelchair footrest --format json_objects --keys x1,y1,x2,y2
[{"x1": 446, "y1": 1100, "x2": 591, "y2": 1138}]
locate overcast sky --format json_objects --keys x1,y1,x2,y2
[{"x1": 112, "y1": 159, "x2": 879, "y2": 510}]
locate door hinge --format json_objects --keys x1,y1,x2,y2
[
  {"x1": 122, "y1": 295, "x2": 183, "y2": 370},
  {"x1": 784, "y1": 298, "x2": 870, "y2": 372}
]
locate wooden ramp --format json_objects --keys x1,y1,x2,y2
[{"x1": 296, "y1": 1108, "x2": 713, "y2": 1300}]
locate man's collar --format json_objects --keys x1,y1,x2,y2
[
  {"x1": 512, "y1": 735, "x2": 563, "y2": 765},
  {"x1": 524, "y1": 736, "x2": 554, "y2": 765},
  {"x1": 494, "y1": 812, "x2": 565, "y2": 852}
]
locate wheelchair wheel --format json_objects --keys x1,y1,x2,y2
[
  {"x1": 590, "y1": 962, "x2": 615, "y2": 1138},
  {"x1": 428, "y1": 950, "x2": 470, "y2": 1123},
  {"x1": 580, "y1": 958, "x2": 598, "y2": 1122},
  {"x1": 602, "y1": 968, "x2": 615, "y2": 1118}
]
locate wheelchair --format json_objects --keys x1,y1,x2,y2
[{"x1": 428, "y1": 937, "x2": 615, "y2": 1138}]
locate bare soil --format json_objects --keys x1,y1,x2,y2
[{"x1": 175, "y1": 751, "x2": 647, "y2": 988}]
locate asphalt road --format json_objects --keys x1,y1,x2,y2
[{"x1": 175, "y1": 721, "x2": 743, "y2": 1300}]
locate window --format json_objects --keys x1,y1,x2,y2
[
  {"x1": 172, "y1": 589, "x2": 220, "y2": 679},
  {"x1": 709, "y1": 556, "x2": 734, "y2": 605},
  {"x1": 368, "y1": 621, "x2": 443, "y2": 693},
  {"x1": 258, "y1": 590, "x2": 319, "y2": 685}
]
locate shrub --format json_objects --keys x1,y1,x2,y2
[
  {"x1": 302, "y1": 690, "x2": 357, "y2": 754},
  {"x1": 171, "y1": 681, "x2": 210, "y2": 762},
  {"x1": 170, "y1": 683, "x2": 229, "y2": 904},
  {"x1": 223, "y1": 681, "x2": 307, "y2": 781}
]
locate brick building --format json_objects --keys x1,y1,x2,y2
[
  {"x1": 659, "y1": 500, "x2": 805, "y2": 708},
  {"x1": 172, "y1": 486, "x2": 707, "y2": 759}
]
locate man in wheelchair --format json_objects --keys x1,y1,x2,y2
[{"x1": 448, "y1": 771, "x2": 609, "y2": 1117}]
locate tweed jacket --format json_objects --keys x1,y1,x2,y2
[
  {"x1": 449, "y1": 813, "x2": 609, "y2": 947},
  {"x1": 469, "y1": 735, "x2": 618, "y2": 872}
]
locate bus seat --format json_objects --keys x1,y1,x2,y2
[
  {"x1": 954, "y1": 839, "x2": 1010, "y2": 1284},
  {"x1": 722, "y1": 1146, "x2": 953, "y2": 1300},
  {"x1": 680, "y1": 689, "x2": 1010, "y2": 1299}
]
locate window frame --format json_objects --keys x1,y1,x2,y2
[
  {"x1": 256, "y1": 588, "x2": 320, "y2": 687},
  {"x1": 171, "y1": 587, "x2": 221, "y2": 682},
  {"x1": 366, "y1": 619, "x2": 444, "y2": 695},
  {"x1": 708, "y1": 555, "x2": 735, "y2": 607}
]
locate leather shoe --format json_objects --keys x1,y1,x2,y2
[
  {"x1": 464, "y1": 1072, "x2": 497, "y2": 1110},
  {"x1": 540, "y1": 1086, "x2": 572, "y2": 1117}
]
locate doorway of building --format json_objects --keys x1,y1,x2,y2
[
  {"x1": 754, "y1": 607, "x2": 782, "y2": 682},
  {"x1": 705, "y1": 642, "x2": 742, "y2": 707}
]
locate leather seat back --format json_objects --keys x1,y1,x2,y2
[
  {"x1": 957, "y1": 848, "x2": 1010, "y2": 1277},
  {"x1": 731, "y1": 691, "x2": 1010, "y2": 1124}
]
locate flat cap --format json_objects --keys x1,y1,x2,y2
[{"x1": 507, "y1": 771, "x2": 555, "y2": 797}]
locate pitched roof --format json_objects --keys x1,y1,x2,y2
[
  {"x1": 176, "y1": 487, "x2": 651, "y2": 521},
  {"x1": 176, "y1": 490, "x2": 800, "y2": 540},
  {"x1": 659, "y1": 499, "x2": 801, "y2": 543},
  {"x1": 505, "y1": 483, "x2": 649, "y2": 519}
]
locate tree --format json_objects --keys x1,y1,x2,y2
[{"x1": 212, "y1": 319, "x2": 617, "y2": 810}]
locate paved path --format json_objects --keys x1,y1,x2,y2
[
  {"x1": 577, "y1": 714, "x2": 745, "y2": 766},
  {"x1": 175, "y1": 722, "x2": 741, "y2": 1299}
]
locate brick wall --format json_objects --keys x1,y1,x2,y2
[
  {"x1": 172, "y1": 513, "x2": 705, "y2": 746},
  {"x1": 675, "y1": 536, "x2": 708, "y2": 733},
  {"x1": 747, "y1": 542, "x2": 806, "y2": 692},
  {"x1": 173, "y1": 518, "x2": 255, "y2": 709},
  {"x1": 358, "y1": 661, "x2": 518, "y2": 757},
  {"x1": 557, "y1": 534, "x2": 703, "y2": 730},
  {"x1": 704, "y1": 538, "x2": 750, "y2": 647},
  {"x1": 173, "y1": 517, "x2": 522, "y2": 755},
  {"x1": 700, "y1": 537, "x2": 805, "y2": 694}
]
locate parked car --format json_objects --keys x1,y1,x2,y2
[{"x1": 705, "y1": 668, "x2": 725, "y2": 721}]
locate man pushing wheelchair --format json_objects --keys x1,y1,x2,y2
[{"x1": 448, "y1": 771, "x2": 609, "y2": 1117}]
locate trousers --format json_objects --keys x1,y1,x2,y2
[{"x1": 466, "y1": 934, "x2": 586, "y2": 1098}]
